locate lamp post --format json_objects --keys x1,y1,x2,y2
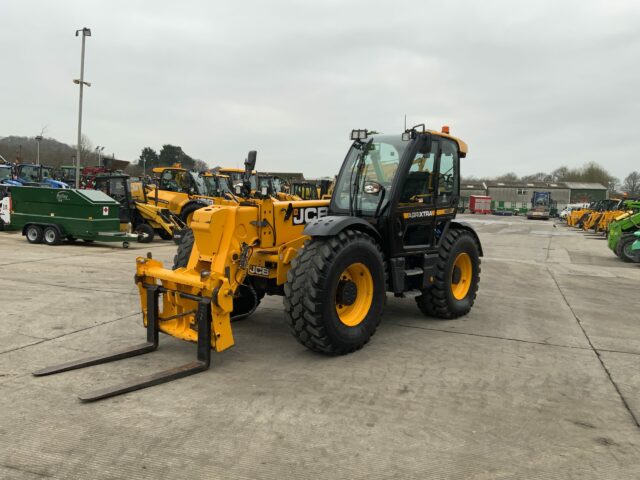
[
  {"x1": 35, "y1": 135, "x2": 43, "y2": 165},
  {"x1": 74, "y1": 27, "x2": 92, "y2": 188},
  {"x1": 95, "y1": 145, "x2": 104, "y2": 167}
]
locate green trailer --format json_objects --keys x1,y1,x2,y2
[{"x1": 0, "y1": 186, "x2": 137, "y2": 247}]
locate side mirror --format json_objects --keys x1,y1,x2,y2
[
  {"x1": 245, "y1": 151, "x2": 257, "y2": 172},
  {"x1": 401, "y1": 132, "x2": 411, "y2": 141},
  {"x1": 363, "y1": 181, "x2": 382, "y2": 195}
]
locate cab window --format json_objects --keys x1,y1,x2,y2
[
  {"x1": 160, "y1": 170, "x2": 189, "y2": 193},
  {"x1": 399, "y1": 141, "x2": 437, "y2": 205},
  {"x1": 437, "y1": 140, "x2": 458, "y2": 205}
]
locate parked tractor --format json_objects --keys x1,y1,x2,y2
[
  {"x1": 34, "y1": 125, "x2": 483, "y2": 402},
  {"x1": 527, "y1": 191, "x2": 552, "y2": 220},
  {"x1": 15, "y1": 164, "x2": 69, "y2": 189}
]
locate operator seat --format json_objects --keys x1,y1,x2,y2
[{"x1": 400, "y1": 171, "x2": 432, "y2": 203}]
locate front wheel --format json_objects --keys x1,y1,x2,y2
[
  {"x1": 284, "y1": 229, "x2": 386, "y2": 355},
  {"x1": 618, "y1": 235, "x2": 640, "y2": 263},
  {"x1": 26, "y1": 225, "x2": 44, "y2": 244},
  {"x1": 416, "y1": 228, "x2": 481, "y2": 319}
]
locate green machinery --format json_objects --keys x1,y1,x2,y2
[
  {"x1": 0, "y1": 186, "x2": 137, "y2": 247},
  {"x1": 632, "y1": 231, "x2": 640, "y2": 254},
  {"x1": 607, "y1": 202, "x2": 640, "y2": 263}
]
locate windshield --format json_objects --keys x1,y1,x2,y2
[
  {"x1": 226, "y1": 172, "x2": 257, "y2": 191},
  {"x1": 202, "y1": 175, "x2": 231, "y2": 197},
  {"x1": 0, "y1": 167, "x2": 10, "y2": 181},
  {"x1": 95, "y1": 177, "x2": 128, "y2": 203},
  {"x1": 333, "y1": 134, "x2": 407, "y2": 214},
  {"x1": 19, "y1": 165, "x2": 40, "y2": 182},
  {"x1": 189, "y1": 172, "x2": 208, "y2": 195}
]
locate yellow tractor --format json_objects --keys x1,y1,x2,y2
[{"x1": 35, "y1": 126, "x2": 483, "y2": 402}]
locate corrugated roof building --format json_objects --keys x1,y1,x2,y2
[
  {"x1": 562, "y1": 182, "x2": 608, "y2": 203},
  {"x1": 484, "y1": 181, "x2": 571, "y2": 210}
]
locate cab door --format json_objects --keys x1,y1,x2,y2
[
  {"x1": 432, "y1": 138, "x2": 460, "y2": 227},
  {"x1": 388, "y1": 136, "x2": 439, "y2": 255}
]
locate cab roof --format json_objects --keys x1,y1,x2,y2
[{"x1": 426, "y1": 130, "x2": 468, "y2": 157}]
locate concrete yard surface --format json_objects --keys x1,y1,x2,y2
[{"x1": 1, "y1": 215, "x2": 639, "y2": 479}]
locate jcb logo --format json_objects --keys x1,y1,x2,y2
[
  {"x1": 248, "y1": 265, "x2": 270, "y2": 277},
  {"x1": 292, "y1": 206, "x2": 329, "y2": 225}
]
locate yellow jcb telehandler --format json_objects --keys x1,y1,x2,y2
[
  {"x1": 35, "y1": 126, "x2": 483, "y2": 402},
  {"x1": 139, "y1": 165, "x2": 239, "y2": 224}
]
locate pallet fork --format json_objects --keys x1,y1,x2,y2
[{"x1": 33, "y1": 285, "x2": 212, "y2": 402}]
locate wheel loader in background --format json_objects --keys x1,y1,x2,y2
[{"x1": 35, "y1": 125, "x2": 483, "y2": 402}]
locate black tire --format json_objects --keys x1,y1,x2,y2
[
  {"x1": 171, "y1": 228, "x2": 260, "y2": 319},
  {"x1": 416, "y1": 228, "x2": 481, "y2": 319},
  {"x1": 172, "y1": 229, "x2": 194, "y2": 269},
  {"x1": 230, "y1": 284, "x2": 259, "y2": 321},
  {"x1": 83, "y1": 239, "x2": 94, "y2": 244},
  {"x1": 43, "y1": 226, "x2": 62, "y2": 246},
  {"x1": 157, "y1": 228, "x2": 173, "y2": 241},
  {"x1": 180, "y1": 203, "x2": 205, "y2": 225},
  {"x1": 284, "y1": 229, "x2": 386, "y2": 355},
  {"x1": 25, "y1": 225, "x2": 44, "y2": 244},
  {"x1": 135, "y1": 223, "x2": 155, "y2": 243},
  {"x1": 617, "y1": 235, "x2": 640, "y2": 263}
]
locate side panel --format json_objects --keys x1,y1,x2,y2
[{"x1": 8, "y1": 187, "x2": 121, "y2": 236}]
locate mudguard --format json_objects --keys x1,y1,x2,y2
[
  {"x1": 449, "y1": 221, "x2": 483, "y2": 256},
  {"x1": 303, "y1": 215, "x2": 381, "y2": 240}
]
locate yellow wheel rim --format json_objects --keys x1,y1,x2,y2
[
  {"x1": 451, "y1": 253, "x2": 473, "y2": 300},
  {"x1": 185, "y1": 212, "x2": 194, "y2": 225},
  {"x1": 336, "y1": 262, "x2": 374, "y2": 327}
]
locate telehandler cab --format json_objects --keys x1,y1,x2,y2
[
  {"x1": 145, "y1": 165, "x2": 238, "y2": 224},
  {"x1": 35, "y1": 126, "x2": 482, "y2": 402}
]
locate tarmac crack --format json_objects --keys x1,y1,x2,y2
[
  {"x1": 0, "y1": 312, "x2": 139, "y2": 356},
  {"x1": 0, "y1": 463, "x2": 52, "y2": 478},
  {"x1": 1, "y1": 276, "x2": 139, "y2": 296},
  {"x1": 0, "y1": 243, "x2": 177, "y2": 267},
  {"x1": 547, "y1": 266, "x2": 640, "y2": 430},
  {"x1": 389, "y1": 322, "x2": 591, "y2": 351}
]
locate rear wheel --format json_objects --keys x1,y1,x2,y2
[
  {"x1": 26, "y1": 225, "x2": 44, "y2": 244},
  {"x1": 43, "y1": 226, "x2": 62, "y2": 246},
  {"x1": 135, "y1": 223, "x2": 155, "y2": 243},
  {"x1": 416, "y1": 228, "x2": 481, "y2": 319},
  {"x1": 284, "y1": 229, "x2": 385, "y2": 355}
]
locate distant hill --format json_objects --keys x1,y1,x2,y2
[{"x1": 0, "y1": 135, "x2": 124, "y2": 168}]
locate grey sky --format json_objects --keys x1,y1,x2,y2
[{"x1": 1, "y1": 0, "x2": 639, "y2": 180}]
